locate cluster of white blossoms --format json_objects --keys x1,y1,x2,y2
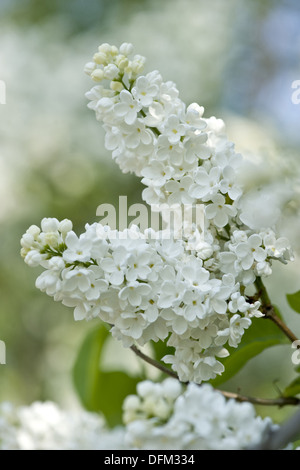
[
  {"x1": 0, "y1": 401, "x2": 125, "y2": 450},
  {"x1": 21, "y1": 43, "x2": 294, "y2": 384},
  {"x1": 0, "y1": 379, "x2": 275, "y2": 450},
  {"x1": 123, "y1": 378, "x2": 275, "y2": 450}
]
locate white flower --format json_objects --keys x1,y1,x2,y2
[
  {"x1": 141, "y1": 161, "x2": 174, "y2": 187},
  {"x1": 230, "y1": 229, "x2": 248, "y2": 244},
  {"x1": 182, "y1": 103, "x2": 206, "y2": 129},
  {"x1": 205, "y1": 194, "x2": 236, "y2": 228},
  {"x1": 216, "y1": 314, "x2": 251, "y2": 348},
  {"x1": 228, "y1": 292, "x2": 261, "y2": 317},
  {"x1": 157, "y1": 279, "x2": 187, "y2": 309},
  {"x1": 125, "y1": 249, "x2": 153, "y2": 282},
  {"x1": 92, "y1": 96, "x2": 116, "y2": 123},
  {"x1": 104, "y1": 125, "x2": 124, "y2": 150},
  {"x1": 114, "y1": 90, "x2": 141, "y2": 125},
  {"x1": 219, "y1": 165, "x2": 242, "y2": 201},
  {"x1": 122, "y1": 119, "x2": 153, "y2": 149},
  {"x1": 255, "y1": 260, "x2": 272, "y2": 277},
  {"x1": 142, "y1": 300, "x2": 159, "y2": 323},
  {"x1": 82, "y1": 267, "x2": 108, "y2": 301},
  {"x1": 192, "y1": 323, "x2": 218, "y2": 348},
  {"x1": 156, "y1": 135, "x2": 185, "y2": 164},
  {"x1": 162, "y1": 115, "x2": 187, "y2": 144},
  {"x1": 24, "y1": 250, "x2": 46, "y2": 267},
  {"x1": 181, "y1": 259, "x2": 210, "y2": 289},
  {"x1": 119, "y1": 282, "x2": 152, "y2": 307},
  {"x1": 142, "y1": 185, "x2": 165, "y2": 205},
  {"x1": 132, "y1": 75, "x2": 159, "y2": 107},
  {"x1": 155, "y1": 238, "x2": 184, "y2": 261},
  {"x1": 263, "y1": 232, "x2": 293, "y2": 261},
  {"x1": 184, "y1": 133, "x2": 209, "y2": 164},
  {"x1": 234, "y1": 234, "x2": 266, "y2": 270},
  {"x1": 208, "y1": 280, "x2": 232, "y2": 315},
  {"x1": 101, "y1": 246, "x2": 129, "y2": 286},
  {"x1": 63, "y1": 231, "x2": 92, "y2": 264},
  {"x1": 35, "y1": 269, "x2": 61, "y2": 296},
  {"x1": 160, "y1": 81, "x2": 180, "y2": 106},
  {"x1": 21, "y1": 237, "x2": 37, "y2": 261},
  {"x1": 189, "y1": 167, "x2": 220, "y2": 200},
  {"x1": 143, "y1": 101, "x2": 165, "y2": 127},
  {"x1": 113, "y1": 310, "x2": 148, "y2": 341},
  {"x1": 161, "y1": 307, "x2": 192, "y2": 335},
  {"x1": 193, "y1": 355, "x2": 225, "y2": 381},
  {"x1": 182, "y1": 291, "x2": 207, "y2": 321},
  {"x1": 61, "y1": 267, "x2": 94, "y2": 294},
  {"x1": 165, "y1": 176, "x2": 194, "y2": 205}
]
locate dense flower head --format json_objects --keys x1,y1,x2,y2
[
  {"x1": 0, "y1": 379, "x2": 275, "y2": 450},
  {"x1": 21, "y1": 215, "x2": 290, "y2": 384},
  {"x1": 123, "y1": 379, "x2": 275, "y2": 450},
  {"x1": 0, "y1": 401, "x2": 125, "y2": 450},
  {"x1": 20, "y1": 43, "x2": 294, "y2": 385}
]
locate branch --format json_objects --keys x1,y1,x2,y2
[
  {"x1": 130, "y1": 345, "x2": 179, "y2": 380},
  {"x1": 255, "y1": 277, "x2": 299, "y2": 343},
  {"x1": 220, "y1": 390, "x2": 300, "y2": 407},
  {"x1": 130, "y1": 344, "x2": 300, "y2": 407}
]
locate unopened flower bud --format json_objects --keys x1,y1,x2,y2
[
  {"x1": 120, "y1": 43, "x2": 134, "y2": 56},
  {"x1": 91, "y1": 69, "x2": 105, "y2": 82},
  {"x1": 59, "y1": 219, "x2": 73, "y2": 234},
  {"x1": 41, "y1": 218, "x2": 59, "y2": 233},
  {"x1": 93, "y1": 52, "x2": 107, "y2": 65},
  {"x1": 84, "y1": 61, "x2": 96, "y2": 76},
  {"x1": 104, "y1": 64, "x2": 119, "y2": 80},
  {"x1": 110, "y1": 81, "x2": 124, "y2": 92}
]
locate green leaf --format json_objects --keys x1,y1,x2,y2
[
  {"x1": 92, "y1": 370, "x2": 141, "y2": 427},
  {"x1": 73, "y1": 325, "x2": 109, "y2": 409},
  {"x1": 73, "y1": 324, "x2": 141, "y2": 427},
  {"x1": 286, "y1": 290, "x2": 300, "y2": 314},
  {"x1": 283, "y1": 376, "x2": 300, "y2": 397},
  {"x1": 210, "y1": 308, "x2": 289, "y2": 387}
]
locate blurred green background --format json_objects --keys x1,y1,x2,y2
[{"x1": 0, "y1": 0, "x2": 300, "y2": 425}]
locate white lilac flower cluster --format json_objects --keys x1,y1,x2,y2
[
  {"x1": 0, "y1": 401, "x2": 125, "y2": 450},
  {"x1": 123, "y1": 378, "x2": 275, "y2": 450},
  {"x1": 21, "y1": 217, "x2": 258, "y2": 383},
  {"x1": 21, "y1": 43, "x2": 293, "y2": 384},
  {"x1": 0, "y1": 379, "x2": 275, "y2": 450}
]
